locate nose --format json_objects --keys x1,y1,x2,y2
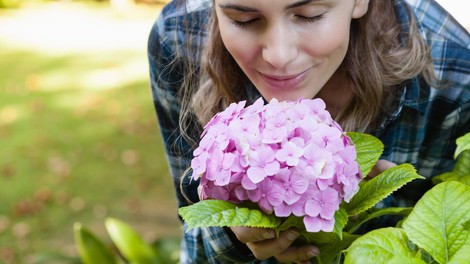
[{"x1": 262, "y1": 23, "x2": 297, "y2": 69}]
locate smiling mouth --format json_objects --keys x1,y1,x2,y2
[{"x1": 259, "y1": 69, "x2": 309, "y2": 89}]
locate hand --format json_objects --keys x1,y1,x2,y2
[
  {"x1": 230, "y1": 226, "x2": 320, "y2": 264},
  {"x1": 368, "y1": 159, "x2": 397, "y2": 179}
]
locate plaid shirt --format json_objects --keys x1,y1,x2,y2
[{"x1": 148, "y1": 0, "x2": 470, "y2": 263}]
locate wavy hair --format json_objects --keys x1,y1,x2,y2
[{"x1": 179, "y1": 0, "x2": 435, "y2": 147}]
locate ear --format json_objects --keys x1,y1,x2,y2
[{"x1": 352, "y1": 0, "x2": 370, "y2": 19}]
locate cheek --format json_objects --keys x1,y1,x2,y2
[
  {"x1": 301, "y1": 22, "x2": 351, "y2": 58},
  {"x1": 218, "y1": 25, "x2": 259, "y2": 69}
]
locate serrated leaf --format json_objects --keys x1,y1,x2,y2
[
  {"x1": 454, "y1": 132, "x2": 470, "y2": 159},
  {"x1": 179, "y1": 200, "x2": 281, "y2": 230},
  {"x1": 347, "y1": 132, "x2": 384, "y2": 177},
  {"x1": 403, "y1": 181, "x2": 470, "y2": 264},
  {"x1": 344, "y1": 228, "x2": 422, "y2": 264},
  {"x1": 105, "y1": 218, "x2": 159, "y2": 264},
  {"x1": 345, "y1": 164, "x2": 424, "y2": 216},
  {"x1": 73, "y1": 223, "x2": 117, "y2": 264},
  {"x1": 346, "y1": 207, "x2": 412, "y2": 233}
]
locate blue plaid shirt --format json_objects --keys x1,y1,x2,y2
[{"x1": 148, "y1": 0, "x2": 470, "y2": 263}]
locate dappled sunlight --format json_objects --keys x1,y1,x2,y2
[
  {"x1": 33, "y1": 56, "x2": 149, "y2": 92},
  {"x1": 0, "y1": 2, "x2": 179, "y2": 263},
  {"x1": 78, "y1": 60, "x2": 149, "y2": 91},
  {"x1": 0, "y1": 105, "x2": 22, "y2": 125},
  {"x1": 0, "y1": 2, "x2": 160, "y2": 54}
]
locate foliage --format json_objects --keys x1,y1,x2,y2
[
  {"x1": 178, "y1": 132, "x2": 470, "y2": 263},
  {"x1": 74, "y1": 223, "x2": 117, "y2": 264},
  {"x1": 345, "y1": 132, "x2": 470, "y2": 264},
  {"x1": 74, "y1": 218, "x2": 178, "y2": 264},
  {"x1": 72, "y1": 134, "x2": 469, "y2": 263}
]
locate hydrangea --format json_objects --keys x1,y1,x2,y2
[{"x1": 191, "y1": 98, "x2": 362, "y2": 233}]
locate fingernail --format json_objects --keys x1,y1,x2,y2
[
  {"x1": 287, "y1": 231, "x2": 299, "y2": 241},
  {"x1": 262, "y1": 231, "x2": 275, "y2": 239},
  {"x1": 307, "y1": 248, "x2": 320, "y2": 257}
]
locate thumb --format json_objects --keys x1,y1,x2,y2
[{"x1": 368, "y1": 159, "x2": 396, "y2": 179}]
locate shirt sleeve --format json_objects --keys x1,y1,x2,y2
[{"x1": 147, "y1": 3, "x2": 269, "y2": 263}]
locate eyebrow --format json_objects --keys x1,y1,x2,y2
[
  {"x1": 286, "y1": 0, "x2": 316, "y2": 9},
  {"x1": 219, "y1": 0, "x2": 317, "y2": 12}
]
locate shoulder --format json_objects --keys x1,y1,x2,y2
[
  {"x1": 404, "y1": 0, "x2": 470, "y2": 49},
  {"x1": 398, "y1": 0, "x2": 470, "y2": 93},
  {"x1": 148, "y1": 0, "x2": 212, "y2": 59}
]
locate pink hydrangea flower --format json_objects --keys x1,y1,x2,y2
[{"x1": 191, "y1": 97, "x2": 362, "y2": 233}]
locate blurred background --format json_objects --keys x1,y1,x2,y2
[
  {"x1": 0, "y1": 0, "x2": 178, "y2": 263},
  {"x1": 0, "y1": 0, "x2": 468, "y2": 263}
]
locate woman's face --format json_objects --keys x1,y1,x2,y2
[{"x1": 215, "y1": 0, "x2": 369, "y2": 101}]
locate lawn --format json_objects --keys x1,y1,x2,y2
[{"x1": 0, "y1": 2, "x2": 181, "y2": 263}]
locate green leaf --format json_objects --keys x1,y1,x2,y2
[
  {"x1": 403, "y1": 182, "x2": 470, "y2": 264},
  {"x1": 73, "y1": 223, "x2": 117, "y2": 264},
  {"x1": 298, "y1": 231, "x2": 358, "y2": 263},
  {"x1": 448, "y1": 245, "x2": 470, "y2": 264},
  {"x1": 433, "y1": 171, "x2": 470, "y2": 186},
  {"x1": 345, "y1": 164, "x2": 424, "y2": 216},
  {"x1": 432, "y1": 172, "x2": 460, "y2": 185},
  {"x1": 454, "y1": 132, "x2": 470, "y2": 159},
  {"x1": 301, "y1": 231, "x2": 343, "y2": 245},
  {"x1": 455, "y1": 174, "x2": 470, "y2": 186},
  {"x1": 105, "y1": 218, "x2": 160, "y2": 264},
  {"x1": 344, "y1": 228, "x2": 423, "y2": 264},
  {"x1": 178, "y1": 200, "x2": 281, "y2": 230},
  {"x1": 346, "y1": 207, "x2": 412, "y2": 233},
  {"x1": 453, "y1": 151, "x2": 470, "y2": 176},
  {"x1": 277, "y1": 215, "x2": 304, "y2": 233},
  {"x1": 347, "y1": 132, "x2": 384, "y2": 177},
  {"x1": 317, "y1": 233, "x2": 359, "y2": 264},
  {"x1": 333, "y1": 206, "x2": 348, "y2": 240}
]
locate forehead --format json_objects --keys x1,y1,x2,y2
[{"x1": 214, "y1": 0, "x2": 335, "y2": 11}]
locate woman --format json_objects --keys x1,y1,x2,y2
[{"x1": 148, "y1": 0, "x2": 470, "y2": 263}]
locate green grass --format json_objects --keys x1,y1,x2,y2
[{"x1": 0, "y1": 4, "x2": 181, "y2": 263}]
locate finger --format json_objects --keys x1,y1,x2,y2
[
  {"x1": 197, "y1": 185, "x2": 202, "y2": 200},
  {"x1": 247, "y1": 230, "x2": 300, "y2": 260},
  {"x1": 275, "y1": 244, "x2": 320, "y2": 263},
  {"x1": 230, "y1": 226, "x2": 275, "y2": 243},
  {"x1": 368, "y1": 159, "x2": 397, "y2": 178}
]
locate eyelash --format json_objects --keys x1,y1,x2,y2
[
  {"x1": 231, "y1": 14, "x2": 325, "y2": 28},
  {"x1": 296, "y1": 14, "x2": 325, "y2": 23},
  {"x1": 232, "y1": 19, "x2": 259, "y2": 28}
]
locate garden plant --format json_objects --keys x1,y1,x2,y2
[{"x1": 74, "y1": 98, "x2": 470, "y2": 264}]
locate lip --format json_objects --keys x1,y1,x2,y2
[{"x1": 259, "y1": 69, "x2": 309, "y2": 90}]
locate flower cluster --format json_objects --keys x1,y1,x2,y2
[{"x1": 191, "y1": 98, "x2": 362, "y2": 232}]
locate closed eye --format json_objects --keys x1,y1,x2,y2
[
  {"x1": 295, "y1": 13, "x2": 325, "y2": 23},
  {"x1": 232, "y1": 18, "x2": 260, "y2": 28}
]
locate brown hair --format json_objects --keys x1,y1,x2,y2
[{"x1": 179, "y1": 0, "x2": 435, "y2": 146}]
